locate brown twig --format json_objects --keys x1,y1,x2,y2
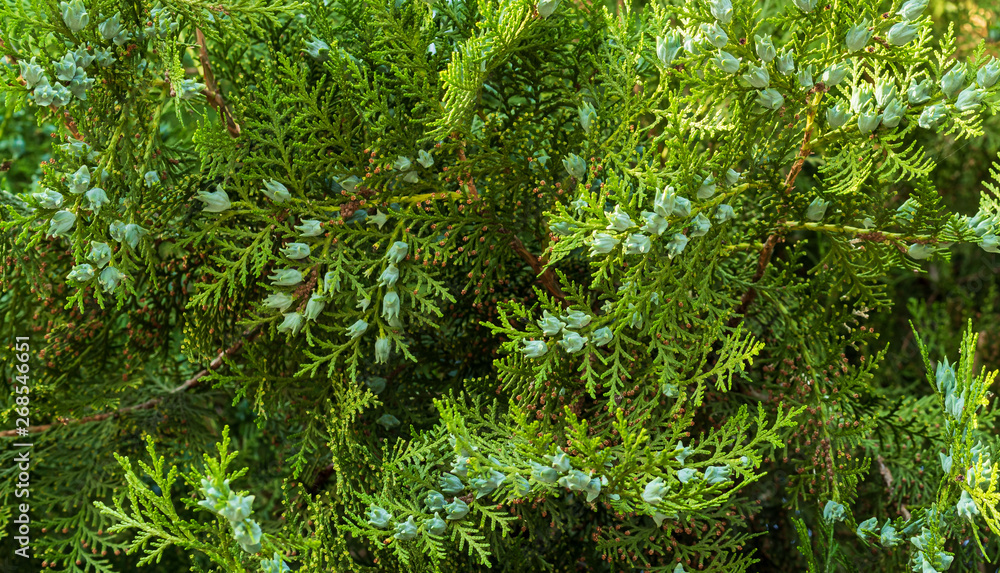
[
  {"x1": 195, "y1": 28, "x2": 241, "y2": 138},
  {"x1": 729, "y1": 92, "x2": 823, "y2": 326},
  {"x1": 508, "y1": 232, "x2": 567, "y2": 306},
  {"x1": 0, "y1": 327, "x2": 260, "y2": 438}
]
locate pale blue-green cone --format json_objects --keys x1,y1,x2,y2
[
  {"x1": 980, "y1": 234, "x2": 1000, "y2": 253},
  {"x1": 897, "y1": 0, "x2": 928, "y2": 20},
  {"x1": 537, "y1": 0, "x2": 559, "y2": 18},
  {"x1": 887, "y1": 21, "x2": 918, "y2": 46},
  {"x1": 955, "y1": 87, "x2": 984, "y2": 112},
  {"x1": 940, "y1": 64, "x2": 965, "y2": 99},
  {"x1": 382, "y1": 291, "x2": 400, "y2": 321},
  {"x1": 402, "y1": 170, "x2": 419, "y2": 183},
  {"x1": 339, "y1": 175, "x2": 361, "y2": 192},
  {"x1": 709, "y1": 0, "x2": 732, "y2": 23},
  {"x1": 797, "y1": 65, "x2": 814, "y2": 88},
  {"x1": 918, "y1": 104, "x2": 947, "y2": 129},
  {"x1": 820, "y1": 63, "x2": 849, "y2": 86},
  {"x1": 756, "y1": 89, "x2": 784, "y2": 110},
  {"x1": 880, "y1": 522, "x2": 899, "y2": 546},
  {"x1": 697, "y1": 176, "x2": 716, "y2": 199},
  {"x1": 393, "y1": 516, "x2": 418, "y2": 541},
  {"x1": 265, "y1": 292, "x2": 294, "y2": 312},
  {"x1": 439, "y1": 473, "x2": 464, "y2": 494},
  {"x1": 72, "y1": 47, "x2": 95, "y2": 69},
  {"x1": 856, "y1": 517, "x2": 878, "y2": 540},
  {"x1": 578, "y1": 101, "x2": 597, "y2": 133},
  {"x1": 793, "y1": 0, "x2": 817, "y2": 11},
  {"x1": 807, "y1": 198, "x2": 830, "y2": 221},
  {"x1": 377, "y1": 413, "x2": 400, "y2": 429},
  {"x1": 471, "y1": 469, "x2": 506, "y2": 499},
  {"x1": 98, "y1": 266, "x2": 123, "y2": 293},
  {"x1": 530, "y1": 461, "x2": 559, "y2": 483},
  {"x1": 60, "y1": 0, "x2": 88, "y2": 33},
  {"x1": 907, "y1": 79, "x2": 933, "y2": 104},
  {"x1": 624, "y1": 233, "x2": 651, "y2": 254},
  {"x1": 881, "y1": 100, "x2": 906, "y2": 128},
  {"x1": 512, "y1": 475, "x2": 532, "y2": 496},
  {"x1": 653, "y1": 186, "x2": 676, "y2": 217},
  {"x1": 642, "y1": 477, "x2": 669, "y2": 505},
  {"x1": 656, "y1": 32, "x2": 683, "y2": 65},
  {"x1": 939, "y1": 451, "x2": 953, "y2": 474},
  {"x1": 547, "y1": 447, "x2": 571, "y2": 472},
  {"x1": 378, "y1": 263, "x2": 399, "y2": 287},
  {"x1": 563, "y1": 310, "x2": 591, "y2": 329},
  {"x1": 269, "y1": 269, "x2": 303, "y2": 286},
  {"x1": 424, "y1": 491, "x2": 447, "y2": 511},
  {"x1": 588, "y1": 232, "x2": 619, "y2": 256},
  {"x1": 261, "y1": 553, "x2": 290, "y2": 573},
  {"x1": 704, "y1": 465, "x2": 731, "y2": 484},
  {"x1": 233, "y1": 519, "x2": 262, "y2": 553},
  {"x1": 219, "y1": 493, "x2": 254, "y2": 524},
  {"x1": 305, "y1": 38, "x2": 330, "y2": 61},
  {"x1": 107, "y1": 220, "x2": 126, "y2": 242},
  {"x1": 711, "y1": 50, "x2": 741, "y2": 74},
  {"x1": 375, "y1": 336, "x2": 391, "y2": 363},
  {"x1": 537, "y1": 310, "x2": 565, "y2": 336},
  {"x1": 94, "y1": 48, "x2": 114, "y2": 67},
  {"x1": 822, "y1": 500, "x2": 845, "y2": 523},
  {"x1": 977, "y1": 57, "x2": 1000, "y2": 88},
  {"x1": 776, "y1": 49, "x2": 795, "y2": 75},
  {"x1": 367, "y1": 209, "x2": 388, "y2": 229},
  {"x1": 907, "y1": 243, "x2": 934, "y2": 259},
  {"x1": 88, "y1": 242, "x2": 111, "y2": 267},
  {"x1": 54, "y1": 52, "x2": 77, "y2": 82},
  {"x1": 280, "y1": 242, "x2": 310, "y2": 260},
  {"x1": 662, "y1": 383, "x2": 678, "y2": 397},
  {"x1": 19, "y1": 58, "x2": 46, "y2": 89},
  {"x1": 558, "y1": 331, "x2": 588, "y2": 353},
  {"x1": 50, "y1": 84, "x2": 72, "y2": 108},
  {"x1": 98, "y1": 13, "x2": 121, "y2": 40},
  {"x1": 850, "y1": 87, "x2": 873, "y2": 113},
  {"x1": 48, "y1": 210, "x2": 76, "y2": 237},
  {"x1": 426, "y1": 512, "x2": 447, "y2": 536},
  {"x1": 606, "y1": 205, "x2": 633, "y2": 232},
  {"x1": 67, "y1": 264, "x2": 94, "y2": 282},
  {"x1": 665, "y1": 233, "x2": 688, "y2": 259},
  {"x1": 935, "y1": 358, "x2": 957, "y2": 394},
  {"x1": 366, "y1": 505, "x2": 392, "y2": 528},
  {"x1": 563, "y1": 153, "x2": 586, "y2": 180},
  {"x1": 875, "y1": 81, "x2": 898, "y2": 108},
  {"x1": 743, "y1": 64, "x2": 769, "y2": 89},
  {"x1": 827, "y1": 101, "x2": 851, "y2": 129},
  {"x1": 857, "y1": 105, "x2": 882, "y2": 134},
  {"x1": 846, "y1": 20, "x2": 873, "y2": 52},
  {"x1": 677, "y1": 468, "x2": 698, "y2": 483},
  {"x1": 674, "y1": 441, "x2": 694, "y2": 465},
  {"x1": 195, "y1": 187, "x2": 231, "y2": 213},
  {"x1": 304, "y1": 293, "x2": 326, "y2": 320},
  {"x1": 551, "y1": 221, "x2": 576, "y2": 236},
  {"x1": 387, "y1": 241, "x2": 409, "y2": 263},
  {"x1": 365, "y1": 376, "x2": 386, "y2": 394},
  {"x1": 715, "y1": 204, "x2": 736, "y2": 223},
  {"x1": 641, "y1": 211, "x2": 668, "y2": 236},
  {"x1": 417, "y1": 149, "x2": 434, "y2": 168},
  {"x1": 262, "y1": 179, "x2": 291, "y2": 203},
  {"x1": 357, "y1": 297, "x2": 371, "y2": 311},
  {"x1": 277, "y1": 312, "x2": 305, "y2": 335},
  {"x1": 723, "y1": 168, "x2": 741, "y2": 186},
  {"x1": 591, "y1": 327, "x2": 613, "y2": 347},
  {"x1": 393, "y1": 156, "x2": 411, "y2": 171},
  {"x1": 445, "y1": 499, "x2": 469, "y2": 520},
  {"x1": 702, "y1": 22, "x2": 728, "y2": 49},
  {"x1": 689, "y1": 213, "x2": 711, "y2": 237},
  {"x1": 33, "y1": 188, "x2": 64, "y2": 209},
  {"x1": 143, "y1": 170, "x2": 160, "y2": 188},
  {"x1": 294, "y1": 220, "x2": 323, "y2": 238},
  {"x1": 32, "y1": 83, "x2": 56, "y2": 107},
  {"x1": 755, "y1": 34, "x2": 775, "y2": 62},
  {"x1": 68, "y1": 69, "x2": 95, "y2": 100},
  {"x1": 68, "y1": 165, "x2": 90, "y2": 194},
  {"x1": 672, "y1": 196, "x2": 691, "y2": 217},
  {"x1": 178, "y1": 78, "x2": 205, "y2": 100},
  {"x1": 521, "y1": 340, "x2": 548, "y2": 358},
  {"x1": 956, "y1": 489, "x2": 979, "y2": 519}
]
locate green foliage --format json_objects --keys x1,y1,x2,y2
[{"x1": 1, "y1": 0, "x2": 1000, "y2": 571}]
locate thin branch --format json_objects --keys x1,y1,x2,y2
[
  {"x1": 0, "y1": 327, "x2": 260, "y2": 438},
  {"x1": 196, "y1": 28, "x2": 241, "y2": 138},
  {"x1": 508, "y1": 232, "x2": 567, "y2": 306}
]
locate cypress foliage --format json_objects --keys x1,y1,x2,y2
[{"x1": 1, "y1": 0, "x2": 999, "y2": 571}]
